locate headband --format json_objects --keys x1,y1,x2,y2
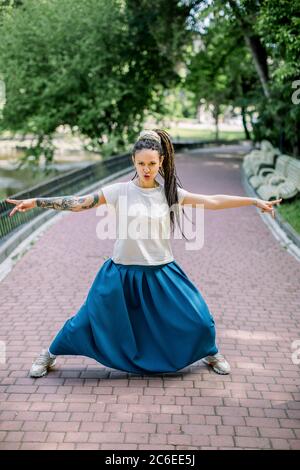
[{"x1": 137, "y1": 130, "x2": 161, "y2": 144}]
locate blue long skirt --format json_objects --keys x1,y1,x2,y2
[{"x1": 49, "y1": 258, "x2": 218, "y2": 374}]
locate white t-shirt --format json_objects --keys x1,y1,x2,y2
[{"x1": 101, "y1": 180, "x2": 188, "y2": 265}]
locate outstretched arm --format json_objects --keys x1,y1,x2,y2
[
  {"x1": 181, "y1": 192, "x2": 282, "y2": 218},
  {"x1": 6, "y1": 189, "x2": 106, "y2": 217},
  {"x1": 35, "y1": 191, "x2": 105, "y2": 211}
]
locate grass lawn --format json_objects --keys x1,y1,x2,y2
[
  {"x1": 166, "y1": 128, "x2": 246, "y2": 141},
  {"x1": 277, "y1": 197, "x2": 300, "y2": 235}
]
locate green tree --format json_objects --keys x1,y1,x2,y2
[
  {"x1": 186, "y1": 0, "x2": 300, "y2": 156},
  {"x1": 254, "y1": 0, "x2": 300, "y2": 156},
  {"x1": 0, "y1": 0, "x2": 195, "y2": 166},
  {"x1": 185, "y1": 4, "x2": 258, "y2": 140}
]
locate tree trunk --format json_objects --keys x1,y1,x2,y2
[
  {"x1": 241, "y1": 106, "x2": 251, "y2": 140},
  {"x1": 293, "y1": 120, "x2": 300, "y2": 158},
  {"x1": 244, "y1": 34, "x2": 270, "y2": 98},
  {"x1": 227, "y1": 0, "x2": 270, "y2": 99},
  {"x1": 214, "y1": 103, "x2": 219, "y2": 141}
]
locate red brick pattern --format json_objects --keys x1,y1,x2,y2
[{"x1": 0, "y1": 150, "x2": 299, "y2": 449}]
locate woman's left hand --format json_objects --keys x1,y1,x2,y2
[{"x1": 254, "y1": 198, "x2": 282, "y2": 219}]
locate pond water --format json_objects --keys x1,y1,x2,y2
[{"x1": 0, "y1": 154, "x2": 100, "y2": 200}]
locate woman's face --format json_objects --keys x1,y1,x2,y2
[{"x1": 132, "y1": 149, "x2": 163, "y2": 183}]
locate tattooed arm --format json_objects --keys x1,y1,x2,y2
[
  {"x1": 35, "y1": 190, "x2": 106, "y2": 212},
  {"x1": 6, "y1": 190, "x2": 106, "y2": 217}
]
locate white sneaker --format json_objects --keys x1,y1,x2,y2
[
  {"x1": 202, "y1": 352, "x2": 231, "y2": 375},
  {"x1": 30, "y1": 349, "x2": 56, "y2": 378}
]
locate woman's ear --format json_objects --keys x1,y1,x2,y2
[
  {"x1": 131, "y1": 155, "x2": 135, "y2": 165},
  {"x1": 159, "y1": 155, "x2": 164, "y2": 167}
]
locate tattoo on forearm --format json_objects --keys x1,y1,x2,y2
[{"x1": 36, "y1": 193, "x2": 100, "y2": 211}]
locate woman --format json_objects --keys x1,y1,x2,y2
[{"x1": 6, "y1": 129, "x2": 281, "y2": 378}]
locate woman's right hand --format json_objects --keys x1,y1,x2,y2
[{"x1": 5, "y1": 198, "x2": 37, "y2": 217}]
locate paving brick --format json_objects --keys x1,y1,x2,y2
[
  {"x1": 148, "y1": 433, "x2": 171, "y2": 446},
  {"x1": 259, "y1": 428, "x2": 295, "y2": 438},
  {"x1": 3, "y1": 432, "x2": 24, "y2": 442},
  {"x1": 45, "y1": 421, "x2": 80, "y2": 432},
  {"x1": 76, "y1": 443, "x2": 101, "y2": 450},
  {"x1": 235, "y1": 437, "x2": 271, "y2": 449},
  {"x1": 0, "y1": 420, "x2": 24, "y2": 431},
  {"x1": 210, "y1": 436, "x2": 235, "y2": 447},
  {"x1": 121, "y1": 423, "x2": 156, "y2": 433},
  {"x1": 150, "y1": 413, "x2": 171, "y2": 424},
  {"x1": 103, "y1": 422, "x2": 121, "y2": 432},
  {"x1": 64, "y1": 432, "x2": 89, "y2": 443},
  {"x1": 270, "y1": 439, "x2": 290, "y2": 449},
  {"x1": 20, "y1": 443, "x2": 58, "y2": 450},
  {"x1": 182, "y1": 424, "x2": 217, "y2": 435},
  {"x1": 216, "y1": 406, "x2": 249, "y2": 417},
  {"x1": 235, "y1": 426, "x2": 259, "y2": 437},
  {"x1": 280, "y1": 419, "x2": 300, "y2": 429},
  {"x1": 0, "y1": 442, "x2": 21, "y2": 450},
  {"x1": 167, "y1": 434, "x2": 192, "y2": 446},
  {"x1": 56, "y1": 443, "x2": 75, "y2": 450},
  {"x1": 157, "y1": 424, "x2": 181, "y2": 434},
  {"x1": 47, "y1": 432, "x2": 65, "y2": 443},
  {"x1": 22, "y1": 432, "x2": 48, "y2": 442},
  {"x1": 216, "y1": 425, "x2": 234, "y2": 435},
  {"x1": 170, "y1": 415, "x2": 188, "y2": 425},
  {"x1": 21, "y1": 421, "x2": 46, "y2": 432},
  {"x1": 79, "y1": 422, "x2": 104, "y2": 432},
  {"x1": 191, "y1": 435, "x2": 210, "y2": 446},
  {"x1": 89, "y1": 432, "x2": 124, "y2": 443},
  {"x1": 289, "y1": 440, "x2": 300, "y2": 450}
]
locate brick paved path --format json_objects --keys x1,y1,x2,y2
[{"x1": 0, "y1": 149, "x2": 299, "y2": 450}]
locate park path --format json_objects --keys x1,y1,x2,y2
[{"x1": 0, "y1": 148, "x2": 299, "y2": 450}]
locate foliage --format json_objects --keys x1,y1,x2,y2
[
  {"x1": 0, "y1": 0, "x2": 194, "y2": 166},
  {"x1": 253, "y1": 0, "x2": 300, "y2": 155},
  {"x1": 185, "y1": 3, "x2": 259, "y2": 139},
  {"x1": 186, "y1": 0, "x2": 300, "y2": 156}
]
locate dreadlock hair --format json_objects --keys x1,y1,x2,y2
[{"x1": 131, "y1": 128, "x2": 193, "y2": 241}]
